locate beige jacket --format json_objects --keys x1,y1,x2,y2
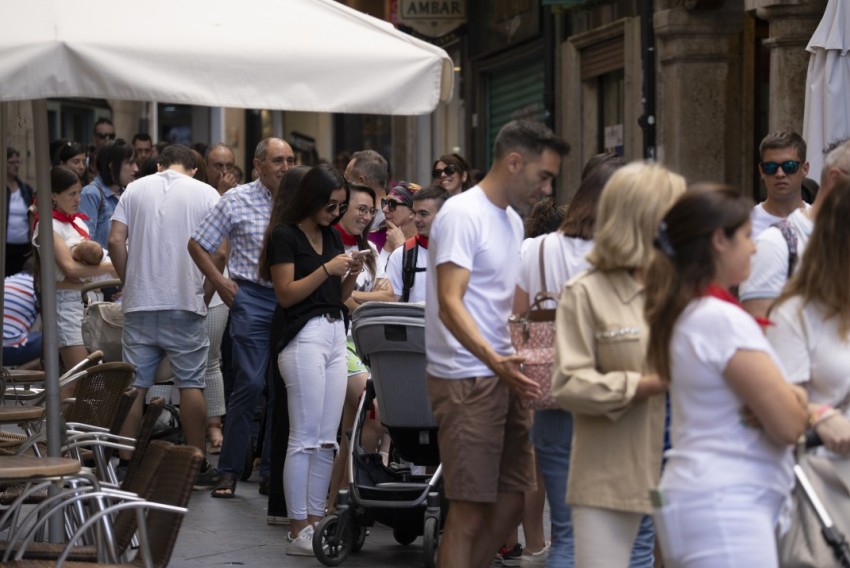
[{"x1": 551, "y1": 268, "x2": 665, "y2": 514}]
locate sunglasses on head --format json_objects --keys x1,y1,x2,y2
[
  {"x1": 432, "y1": 164, "x2": 457, "y2": 178},
  {"x1": 381, "y1": 198, "x2": 406, "y2": 212},
  {"x1": 325, "y1": 201, "x2": 348, "y2": 215},
  {"x1": 760, "y1": 160, "x2": 801, "y2": 176}
]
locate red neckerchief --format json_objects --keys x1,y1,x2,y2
[
  {"x1": 415, "y1": 235, "x2": 429, "y2": 249},
  {"x1": 335, "y1": 224, "x2": 358, "y2": 247},
  {"x1": 34, "y1": 209, "x2": 91, "y2": 239},
  {"x1": 704, "y1": 282, "x2": 772, "y2": 329}
]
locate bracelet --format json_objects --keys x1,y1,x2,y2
[
  {"x1": 321, "y1": 263, "x2": 330, "y2": 277},
  {"x1": 810, "y1": 403, "x2": 834, "y2": 427},
  {"x1": 813, "y1": 408, "x2": 839, "y2": 428}
]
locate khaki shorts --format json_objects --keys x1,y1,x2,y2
[{"x1": 427, "y1": 374, "x2": 535, "y2": 503}]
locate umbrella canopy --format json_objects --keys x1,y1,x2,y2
[
  {"x1": 802, "y1": 0, "x2": 850, "y2": 182},
  {"x1": 0, "y1": 0, "x2": 453, "y2": 114},
  {"x1": 0, "y1": 0, "x2": 452, "y2": 475}
]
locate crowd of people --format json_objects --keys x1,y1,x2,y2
[{"x1": 6, "y1": 115, "x2": 850, "y2": 567}]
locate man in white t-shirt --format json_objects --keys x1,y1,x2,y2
[
  {"x1": 750, "y1": 131, "x2": 810, "y2": 238},
  {"x1": 425, "y1": 119, "x2": 569, "y2": 568},
  {"x1": 108, "y1": 144, "x2": 221, "y2": 487},
  {"x1": 742, "y1": 139, "x2": 850, "y2": 319},
  {"x1": 384, "y1": 185, "x2": 449, "y2": 303}
]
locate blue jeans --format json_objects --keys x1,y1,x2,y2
[
  {"x1": 532, "y1": 410, "x2": 655, "y2": 568},
  {"x1": 217, "y1": 282, "x2": 277, "y2": 477},
  {"x1": 3, "y1": 331, "x2": 42, "y2": 367},
  {"x1": 532, "y1": 409, "x2": 574, "y2": 568}
]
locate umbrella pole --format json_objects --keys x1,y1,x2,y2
[
  {"x1": 1, "y1": 103, "x2": 7, "y2": 369},
  {"x1": 32, "y1": 100, "x2": 64, "y2": 541}
]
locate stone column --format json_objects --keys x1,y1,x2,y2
[
  {"x1": 654, "y1": 5, "x2": 744, "y2": 186},
  {"x1": 754, "y1": 0, "x2": 827, "y2": 134}
]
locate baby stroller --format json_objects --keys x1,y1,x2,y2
[
  {"x1": 314, "y1": 302, "x2": 443, "y2": 568},
  {"x1": 784, "y1": 431, "x2": 850, "y2": 567}
]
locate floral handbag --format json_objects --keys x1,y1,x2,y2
[{"x1": 509, "y1": 235, "x2": 560, "y2": 410}]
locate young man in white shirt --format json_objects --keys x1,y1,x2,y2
[
  {"x1": 742, "y1": 139, "x2": 850, "y2": 319},
  {"x1": 383, "y1": 185, "x2": 449, "y2": 303},
  {"x1": 425, "y1": 120, "x2": 569, "y2": 568},
  {"x1": 749, "y1": 131, "x2": 810, "y2": 238}
]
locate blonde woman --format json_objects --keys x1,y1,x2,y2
[{"x1": 551, "y1": 162, "x2": 685, "y2": 567}]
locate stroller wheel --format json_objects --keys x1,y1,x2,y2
[
  {"x1": 392, "y1": 529, "x2": 417, "y2": 546},
  {"x1": 313, "y1": 514, "x2": 353, "y2": 566},
  {"x1": 351, "y1": 521, "x2": 368, "y2": 553},
  {"x1": 423, "y1": 516, "x2": 440, "y2": 568}
]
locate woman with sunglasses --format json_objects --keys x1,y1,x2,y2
[
  {"x1": 432, "y1": 153, "x2": 472, "y2": 196},
  {"x1": 263, "y1": 163, "x2": 364, "y2": 556},
  {"x1": 377, "y1": 181, "x2": 420, "y2": 271}
]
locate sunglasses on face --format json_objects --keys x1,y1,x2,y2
[
  {"x1": 325, "y1": 202, "x2": 348, "y2": 215},
  {"x1": 760, "y1": 160, "x2": 801, "y2": 176},
  {"x1": 95, "y1": 132, "x2": 116, "y2": 140},
  {"x1": 381, "y1": 199, "x2": 406, "y2": 212},
  {"x1": 432, "y1": 164, "x2": 457, "y2": 179}
]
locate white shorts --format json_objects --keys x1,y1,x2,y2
[{"x1": 56, "y1": 289, "x2": 84, "y2": 348}]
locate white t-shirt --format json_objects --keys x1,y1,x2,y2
[
  {"x1": 767, "y1": 296, "x2": 850, "y2": 409},
  {"x1": 385, "y1": 242, "x2": 428, "y2": 304},
  {"x1": 660, "y1": 297, "x2": 793, "y2": 495},
  {"x1": 750, "y1": 201, "x2": 811, "y2": 239},
  {"x1": 7, "y1": 190, "x2": 29, "y2": 244},
  {"x1": 425, "y1": 186, "x2": 524, "y2": 379},
  {"x1": 112, "y1": 169, "x2": 220, "y2": 315},
  {"x1": 33, "y1": 216, "x2": 89, "y2": 282},
  {"x1": 739, "y1": 208, "x2": 812, "y2": 301},
  {"x1": 516, "y1": 233, "x2": 593, "y2": 307}
]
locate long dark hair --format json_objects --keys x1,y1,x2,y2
[
  {"x1": 645, "y1": 184, "x2": 752, "y2": 381},
  {"x1": 95, "y1": 139, "x2": 134, "y2": 187},
  {"x1": 281, "y1": 164, "x2": 348, "y2": 226},
  {"x1": 257, "y1": 165, "x2": 311, "y2": 281},
  {"x1": 560, "y1": 153, "x2": 626, "y2": 240}
]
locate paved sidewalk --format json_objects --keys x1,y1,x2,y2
[{"x1": 170, "y1": 469, "x2": 437, "y2": 568}]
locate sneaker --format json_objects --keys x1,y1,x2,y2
[
  {"x1": 193, "y1": 461, "x2": 220, "y2": 491},
  {"x1": 286, "y1": 524, "x2": 315, "y2": 556},
  {"x1": 519, "y1": 542, "x2": 550, "y2": 567},
  {"x1": 499, "y1": 543, "x2": 523, "y2": 567},
  {"x1": 267, "y1": 514, "x2": 290, "y2": 526}
]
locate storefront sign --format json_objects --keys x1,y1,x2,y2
[{"x1": 398, "y1": 0, "x2": 467, "y2": 39}]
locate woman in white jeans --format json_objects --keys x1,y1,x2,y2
[
  {"x1": 645, "y1": 185, "x2": 808, "y2": 567},
  {"x1": 261, "y1": 164, "x2": 364, "y2": 556}
]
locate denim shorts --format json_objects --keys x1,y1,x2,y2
[
  {"x1": 122, "y1": 310, "x2": 209, "y2": 389},
  {"x1": 56, "y1": 289, "x2": 85, "y2": 348}
]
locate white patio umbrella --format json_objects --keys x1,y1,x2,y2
[
  {"x1": 802, "y1": 0, "x2": 850, "y2": 183},
  {"x1": 0, "y1": 0, "x2": 453, "y2": 466}
]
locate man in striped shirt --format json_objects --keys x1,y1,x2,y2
[{"x1": 3, "y1": 264, "x2": 41, "y2": 367}]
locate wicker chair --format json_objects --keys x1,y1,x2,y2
[{"x1": 6, "y1": 442, "x2": 203, "y2": 567}]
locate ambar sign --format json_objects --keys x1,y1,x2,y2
[{"x1": 398, "y1": 0, "x2": 466, "y2": 38}]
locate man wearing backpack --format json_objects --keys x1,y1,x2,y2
[
  {"x1": 383, "y1": 185, "x2": 449, "y2": 303},
  {"x1": 742, "y1": 139, "x2": 850, "y2": 319}
]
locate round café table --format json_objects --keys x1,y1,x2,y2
[{"x1": 0, "y1": 455, "x2": 80, "y2": 481}]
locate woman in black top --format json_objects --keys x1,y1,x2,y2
[{"x1": 261, "y1": 163, "x2": 363, "y2": 556}]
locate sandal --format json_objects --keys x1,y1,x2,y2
[
  {"x1": 211, "y1": 472, "x2": 238, "y2": 498},
  {"x1": 207, "y1": 423, "x2": 223, "y2": 454}
]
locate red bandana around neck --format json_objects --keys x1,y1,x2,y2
[
  {"x1": 703, "y1": 282, "x2": 772, "y2": 329},
  {"x1": 335, "y1": 224, "x2": 358, "y2": 247},
  {"x1": 415, "y1": 235, "x2": 429, "y2": 249},
  {"x1": 35, "y1": 209, "x2": 91, "y2": 239}
]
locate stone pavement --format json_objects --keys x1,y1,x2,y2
[{"x1": 170, "y1": 468, "x2": 438, "y2": 568}]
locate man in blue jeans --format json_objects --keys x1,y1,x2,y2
[{"x1": 189, "y1": 137, "x2": 294, "y2": 501}]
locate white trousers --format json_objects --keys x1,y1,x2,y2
[
  {"x1": 278, "y1": 316, "x2": 347, "y2": 520},
  {"x1": 652, "y1": 485, "x2": 784, "y2": 568},
  {"x1": 572, "y1": 506, "x2": 644, "y2": 568}
]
